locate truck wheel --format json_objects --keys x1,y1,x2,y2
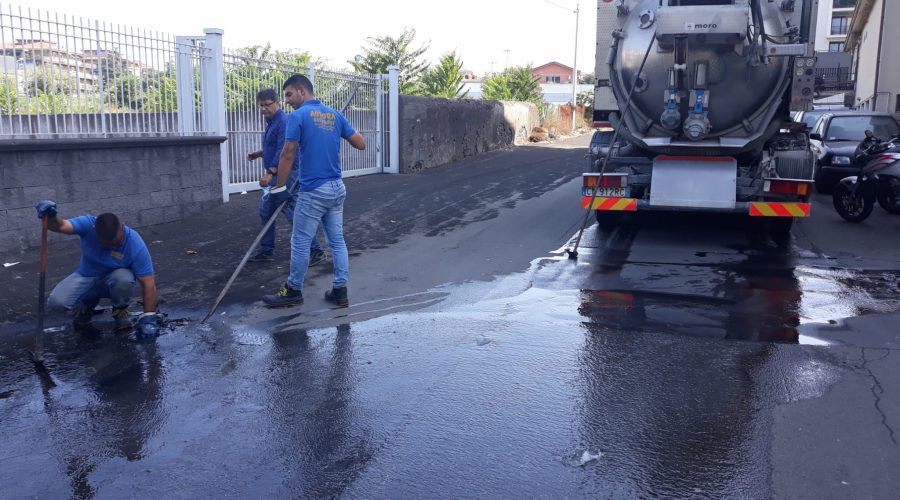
[
  {"x1": 769, "y1": 218, "x2": 793, "y2": 249},
  {"x1": 595, "y1": 210, "x2": 621, "y2": 229}
]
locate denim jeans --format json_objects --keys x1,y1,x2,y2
[
  {"x1": 258, "y1": 189, "x2": 322, "y2": 256},
  {"x1": 47, "y1": 268, "x2": 136, "y2": 311},
  {"x1": 288, "y1": 179, "x2": 348, "y2": 290}
]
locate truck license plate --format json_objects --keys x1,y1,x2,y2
[{"x1": 583, "y1": 187, "x2": 629, "y2": 197}]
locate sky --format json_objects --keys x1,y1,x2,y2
[{"x1": 20, "y1": 0, "x2": 598, "y2": 77}]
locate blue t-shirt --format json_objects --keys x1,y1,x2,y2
[
  {"x1": 70, "y1": 216, "x2": 155, "y2": 278},
  {"x1": 285, "y1": 100, "x2": 356, "y2": 192},
  {"x1": 263, "y1": 109, "x2": 300, "y2": 188}
]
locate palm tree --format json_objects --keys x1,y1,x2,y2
[
  {"x1": 350, "y1": 28, "x2": 429, "y2": 94},
  {"x1": 419, "y1": 51, "x2": 468, "y2": 99}
]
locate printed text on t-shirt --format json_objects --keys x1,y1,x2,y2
[{"x1": 310, "y1": 110, "x2": 336, "y2": 131}]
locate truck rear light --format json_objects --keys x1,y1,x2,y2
[
  {"x1": 584, "y1": 174, "x2": 628, "y2": 188},
  {"x1": 765, "y1": 179, "x2": 809, "y2": 196}
]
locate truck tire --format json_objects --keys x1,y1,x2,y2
[
  {"x1": 769, "y1": 218, "x2": 793, "y2": 249},
  {"x1": 595, "y1": 210, "x2": 621, "y2": 229}
]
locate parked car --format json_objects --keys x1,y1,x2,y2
[
  {"x1": 589, "y1": 128, "x2": 616, "y2": 158},
  {"x1": 793, "y1": 109, "x2": 828, "y2": 130},
  {"x1": 809, "y1": 112, "x2": 900, "y2": 193}
]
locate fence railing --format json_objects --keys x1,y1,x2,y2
[{"x1": 0, "y1": 2, "x2": 212, "y2": 138}]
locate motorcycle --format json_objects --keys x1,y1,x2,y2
[{"x1": 832, "y1": 130, "x2": 900, "y2": 222}]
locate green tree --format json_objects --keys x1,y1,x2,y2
[
  {"x1": 481, "y1": 66, "x2": 542, "y2": 104},
  {"x1": 419, "y1": 51, "x2": 468, "y2": 99},
  {"x1": 224, "y1": 44, "x2": 311, "y2": 111},
  {"x1": 26, "y1": 69, "x2": 74, "y2": 96},
  {"x1": 0, "y1": 78, "x2": 19, "y2": 114},
  {"x1": 92, "y1": 49, "x2": 133, "y2": 86},
  {"x1": 350, "y1": 28, "x2": 429, "y2": 94}
]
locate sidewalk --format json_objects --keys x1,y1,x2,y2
[{"x1": 0, "y1": 134, "x2": 591, "y2": 332}]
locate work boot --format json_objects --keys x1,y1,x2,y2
[
  {"x1": 309, "y1": 249, "x2": 326, "y2": 267},
  {"x1": 111, "y1": 307, "x2": 132, "y2": 331},
  {"x1": 73, "y1": 307, "x2": 94, "y2": 328},
  {"x1": 324, "y1": 286, "x2": 349, "y2": 308},
  {"x1": 248, "y1": 252, "x2": 274, "y2": 263},
  {"x1": 263, "y1": 283, "x2": 304, "y2": 307}
]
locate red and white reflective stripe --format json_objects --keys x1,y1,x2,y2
[
  {"x1": 582, "y1": 197, "x2": 638, "y2": 211},
  {"x1": 749, "y1": 202, "x2": 811, "y2": 217}
]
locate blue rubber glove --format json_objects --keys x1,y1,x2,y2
[
  {"x1": 136, "y1": 312, "x2": 160, "y2": 337},
  {"x1": 268, "y1": 185, "x2": 292, "y2": 207},
  {"x1": 35, "y1": 200, "x2": 58, "y2": 219}
]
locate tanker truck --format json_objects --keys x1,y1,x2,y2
[{"x1": 585, "y1": 0, "x2": 818, "y2": 240}]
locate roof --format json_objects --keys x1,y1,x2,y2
[{"x1": 533, "y1": 61, "x2": 573, "y2": 72}]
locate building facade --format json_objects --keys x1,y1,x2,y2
[
  {"x1": 815, "y1": 0, "x2": 857, "y2": 53},
  {"x1": 532, "y1": 61, "x2": 581, "y2": 84},
  {"x1": 846, "y1": 0, "x2": 899, "y2": 114}
]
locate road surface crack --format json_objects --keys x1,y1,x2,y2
[{"x1": 861, "y1": 348, "x2": 897, "y2": 446}]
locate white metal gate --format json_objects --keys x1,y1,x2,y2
[{"x1": 222, "y1": 54, "x2": 397, "y2": 194}]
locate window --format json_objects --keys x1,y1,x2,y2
[
  {"x1": 825, "y1": 116, "x2": 900, "y2": 142},
  {"x1": 832, "y1": 0, "x2": 856, "y2": 8},
  {"x1": 831, "y1": 16, "x2": 850, "y2": 35},
  {"x1": 547, "y1": 76, "x2": 561, "y2": 83},
  {"x1": 829, "y1": 42, "x2": 845, "y2": 52}
]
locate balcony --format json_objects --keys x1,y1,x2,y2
[{"x1": 832, "y1": 0, "x2": 856, "y2": 9}]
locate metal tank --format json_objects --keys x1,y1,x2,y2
[{"x1": 597, "y1": 0, "x2": 817, "y2": 156}]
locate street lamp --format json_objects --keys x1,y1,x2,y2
[{"x1": 544, "y1": 0, "x2": 580, "y2": 131}]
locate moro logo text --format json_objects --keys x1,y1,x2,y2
[{"x1": 685, "y1": 22, "x2": 718, "y2": 31}]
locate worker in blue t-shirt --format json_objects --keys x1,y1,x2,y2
[
  {"x1": 245, "y1": 88, "x2": 324, "y2": 265},
  {"x1": 262, "y1": 74, "x2": 366, "y2": 308},
  {"x1": 35, "y1": 200, "x2": 160, "y2": 337}
]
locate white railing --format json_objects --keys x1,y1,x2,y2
[{"x1": 0, "y1": 2, "x2": 212, "y2": 138}]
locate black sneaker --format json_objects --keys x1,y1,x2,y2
[
  {"x1": 263, "y1": 283, "x2": 304, "y2": 307},
  {"x1": 309, "y1": 249, "x2": 326, "y2": 267},
  {"x1": 248, "y1": 252, "x2": 274, "y2": 263},
  {"x1": 324, "y1": 286, "x2": 349, "y2": 308}
]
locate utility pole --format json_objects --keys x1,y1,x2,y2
[
  {"x1": 489, "y1": 60, "x2": 496, "y2": 75},
  {"x1": 503, "y1": 49, "x2": 511, "y2": 70},
  {"x1": 571, "y1": 3, "x2": 579, "y2": 131}
]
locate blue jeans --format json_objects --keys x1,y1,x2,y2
[
  {"x1": 47, "y1": 268, "x2": 135, "y2": 311},
  {"x1": 289, "y1": 179, "x2": 349, "y2": 290},
  {"x1": 258, "y1": 189, "x2": 322, "y2": 256}
]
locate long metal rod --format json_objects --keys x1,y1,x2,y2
[{"x1": 566, "y1": 33, "x2": 656, "y2": 260}]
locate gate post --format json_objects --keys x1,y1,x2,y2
[
  {"x1": 376, "y1": 74, "x2": 383, "y2": 172},
  {"x1": 175, "y1": 36, "x2": 196, "y2": 135},
  {"x1": 307, "y1": 63, "x2": 316, "y2": 87},
  {"x1": 387, "y1": 65, "x2": 399, "y2": 174},
  {"x1": 202, "y1": 28, "x2": 229, "y2": 202}
]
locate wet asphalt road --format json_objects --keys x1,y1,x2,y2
[{"x1": 2, "y1": 134, "x2": 900, "y2": 498}]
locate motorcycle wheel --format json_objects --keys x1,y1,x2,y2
[
  {"x1": 833, "y1": 182, "x2": 874, "y2": 222},
  {"x1": 877, "y1": 185, "x2": 900, "y2": 214}
]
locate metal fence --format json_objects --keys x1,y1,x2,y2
[
  {"x1": 0, "y1": 2, "x2": 211, "y2": 138},
  {"x1": 1, "y1": 3, "x2": 401, "y2": 200},
  {"x1": 223, "y1": 52, "x2": 394, "y2": 193}
]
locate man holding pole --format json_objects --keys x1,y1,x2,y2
[
  {"x1": 246, "y1": 88, "x2": 325, "y2": 265},
  {"x1": 262, "y1": 74, "x2": 366, "y2": 308}
]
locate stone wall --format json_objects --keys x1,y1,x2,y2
[
  {"x1": 0, "y1": 137, "x2": 225, "y2": 255},
  {"x1": 398, "y1": 96, "x2": 538, "y2": 173}
]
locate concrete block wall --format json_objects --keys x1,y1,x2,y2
[
  {"x1": 399, "y1": 96, "x2": 539, "y2": 174},
  {"x1": 0, "y1": 138, "x2": 225, "y2": 256}
]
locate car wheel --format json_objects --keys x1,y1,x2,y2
[{"x1": 814, "y1": 166, "x2": 833, "y2": 194}]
